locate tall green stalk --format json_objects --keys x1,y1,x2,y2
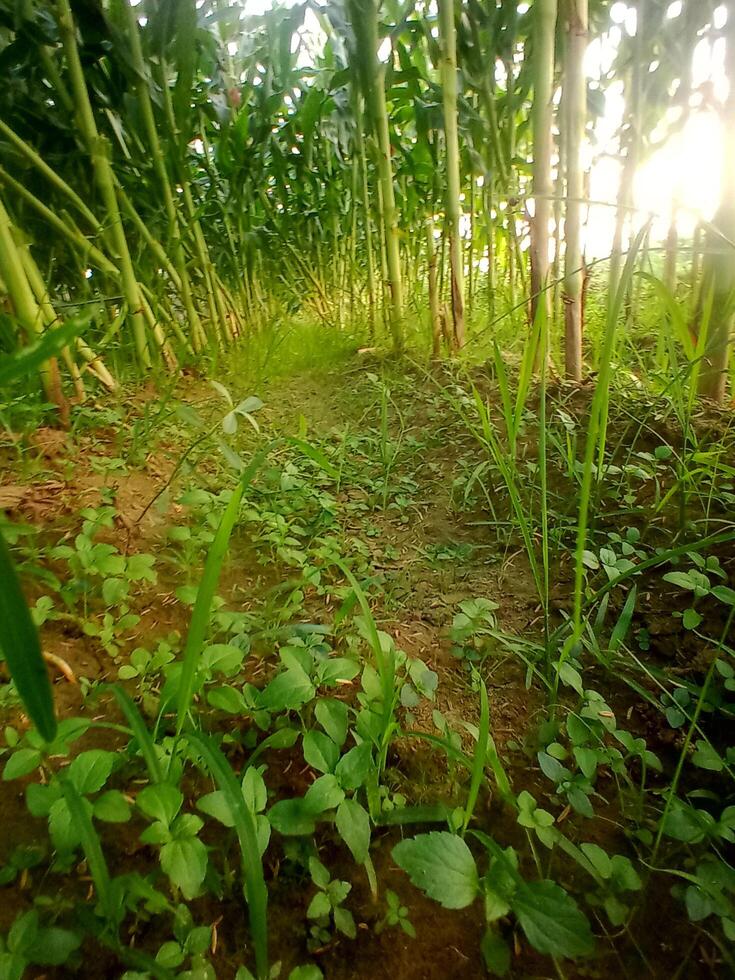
[
  {"x1": 56, "y1": 0, "x2": 150, "y2": 367},
  {"x1": 349, "y1": 0, "x2": 404, "y2": 351},
  {"x1": 0, "y1": 195, "x2": 67, "y2": 416},
  {"x1": 530, "y1": 0, "x2": 558, "y2": 335},
  {"x1": 438, "y1": 0, "x2": 465, "y2": 350},
  {"x1": 121, "y1": 0, "x2": 205, "y2": 353},
  {"x1": 562, "y1": 0, "x2": 587, "y2": 381},
  {"x1": 696, "y1": 1, "x2": 735, "y2": 403}
]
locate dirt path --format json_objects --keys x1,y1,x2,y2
[{"x1": 0, "y1": 356, "x2": 727, "y2": 978}]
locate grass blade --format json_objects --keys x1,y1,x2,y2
[
  {"x1": 60, "y1": 776, "x2": 116, "y2": 927},
  {"x1": 0, "y1": 314, "x2": 90, "y2": 386},
  {"x1": 0, "y1": 529, "x2": 56, "y2": 741},
  {"x1": 185, "y1": 732, "x2": 268, "y2": 979},
  {"x1": 461, "y1": 678, "x2": 489, "y2": 833},
  {"x1": 332, "y1": 557, "x2": 396, "y2": 765},
  {"x1": 176, "y1": 444, "x2": 271, "y2": 735},
  {"x1": 288, "y1": 436, "x2": 339, "y2": 479},
  {"x1": 112, "y1": 685, "x2": 162, "y2": 784}
]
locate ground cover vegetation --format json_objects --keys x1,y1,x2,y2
[{"x1": 1, "y1": 0, "x2": 735, "y2": 977}]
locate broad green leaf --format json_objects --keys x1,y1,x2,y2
[
  {"x1": 67, "y1": 750, "x2": 115, "y2": 795},
  {"x1": 302, "y1": 731, "x2": 339, "y2": 774},
  {"x1": 481, "y1": 930, "x2": 511, "y2": 976},
  {"x1": 260, "y1": 666, "x2": 315, "y2": 712},
  {"x1": 33, "y1": 926, "x2": 82, "y2": 966},
  {"x1": 160, "y1": 838, "x2": 208, "y2": 899},
  {"x1": 335, "y1": 742, "x2": 373, "y2": 790},
  {"x1": 335, "y1": 799, "x2": 370, "y2": 863},
  {"x1": 93, "y1": 790, "x2": 131, "y2": 823},
  {"x1": 307, "y1": 891, "x2": 331, "y2": 919},
  {"x1": 304, "y1": 774, "x2": 344, "y2": 813},
  {"x1": 511, "y1": 879, "x2": 594, "y2": 958},
  {"x1": 315, "y1": 699, "x2": 348, "y2": 747},
  {"x1": 137, "y1": 784, "x2": 183, "y2": 826},
  {"x1": 392, "y1": 832, "x2": 479, "y2": 909},
  {"x1": 288, "y1": 966, "x2": 323, "y2": 980},
  {"x1": 268, "y1": 798, "x2": 317, "y2": 836},
  {"x1": 3, "y1": 749, "x2": 42, "y2": 780}
]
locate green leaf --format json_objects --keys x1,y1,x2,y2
[
  {"x1": 242, "y1": 767, "x2": 268, "y2": 813},
  {"x1": 59, "y1": 777, "x2": 118, "y2": 926},
  {"x1": 8, "y1": 910, "x2": 39, "y2": 955},
  {"x1": 197, "y1": 791, "x2": 235, "y2": 828},
  {"x1": 268, "y1": 798, "x2": 316, "y2": 836},
  {"x1": 573, "y1": 747, "x2": 598, "y2": 780},
  {"x1": 177, "y1": 446, "x2": 271, "y2": 735},
  {"x1": 160, "y1": 837, "x2": 208, "y2": 900},
  {"x1": 3, "y1": 748, "x2": 42, "y2": 780},
  {"x1": 0, "y1": 952, "x2": 24, "y2": 980},
  {"x1": 682, "y1": 608, "x2": 702, "y2": 630},
  {"x1": 288, "y1": 966, "x2": 323, "y2": 980},
  {"x1": 691, "y1": 739, "x2": 723, "y2": 772},
  {"x1": 93, "y1": 790, "x2": 131, "y2": 823},
  {"x1": 661, "y1": 800, "x2": 710, "y2": 843},
  {"x1": 184, "y1": 733, "x2": 268, "y2": 980},
  {"x1": 335, "y1": 799, "x2": 370, "y2": 863},
  {"x1": 67, "y1": 750, "x2": 115, "y2": 795},
  {"x1": 33, "y1": 927, "x2": 82, "y2": 966},
  {"x1": 537, "y1": 751, "x2": 568, "y2": 783},
  {"x1": 481, "y1": 930, "x2": 511, "y2": 976},
  {"x1": 137, "y1": 784, "x2": 183, "y2": 826},
  {"x1": 103, "y1": 578, "x2": 128, "y2": 605},
  {"x1": 315, "y1": 699, "x2": 348, "y2": 747},
  {"x1": 0, "y1": 315, "x2": 89, "y2": 387},
  {"x1": 557, "y1": 663, "x2": 583, "y2": 695},
  {"x1": 335, "y1": 742, "x2": 373, "y2": 790},
  {"x1": 579, "y1": 843, "x2": 611, "y2": 879},
  {"x1": 156, "y1": 941, "x2": 186, "y2": 968},
  {"x1": 208, "y1": 685, "x2": 248, "y2": 713},
  {"x1": 307, "y1": 891, "x2": 331, "y2": 919},
  {"x1": 302, "y1": 731, "x2": 339, "y2": 774},
  {"x1": 288, "y1": 437, "x2": 339, "y2": 479},
  {"x1": 112, "y1": 687, "x2": 162, "y2": 784},
  {"x1": 333, "y1": 905, "x2": 356, "y2": 938},
  {"x1": 317, "y1": 657, "x2": 360, "y2": 686},
  {"x1": 392, "y1": 832, "x2": 479, "y2": 909},
  {"x1": 260, "y1": 666, "x2": 315, "y2": 712},
  {"x1": 304, "y1": 774, "x2": 345, "y2": 814},
  {"x1": 0, "y1": 531, "x2": 56, "y2": 741},
  {"x1": 712, "y1": 585, "x2": 735, "y2": 605},
  {"x1": 511, "y1": 880, "x2": 594, "y2": 958}
]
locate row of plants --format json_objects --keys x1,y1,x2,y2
[{"x1": 0, "y1": 322, "x2": 734, "y2": 975}]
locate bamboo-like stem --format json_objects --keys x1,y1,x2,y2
[
  {"x1": 0, "y1": 166, "x2": 118, "y2": 277},
  {"x1": 485, "y1": 183, "x2": 496, "y2": 322},
  {"x1": 0, "y1": 119, "x2": 100, "y2": 232},
  {"x1": 158, "y1": 59, "x2": 228, "y2": 348},
  {"x1": 690, "y1": 222, "x2": 703, "y2": 290},
  {"x1": 21, "y1": 247, "x2": 81, "y2": 398},
  {"x1": 562, "y1": 0, "x2": 587, "y2": 381},
  {"x1": 0, "y1": 196, "x2": 69, "y2": 420},
  {"x1": 122, "y1": 0, "x2": 205, "y2": 354},
  {"x1": 355, "y1": 96, "x2": 377, "y2": 334},
  {"x1": 56, "y1": 0, "x2": 150, "y2": 367},
  {"x1": 663, "y1": 204, "x2": 678, "y2": 294},
  {"x1": 697, "y1": 6, "x2": 735, "y2": 402},
  {"x1": 609, "y1": 1, "x2": 645, "y2": 306},
  {"x1": 530, "y1": 0, "x2": 558, "y2": 337},
  {"x1": 349, "y1": 0, "x2": 404, "y2": 350},
  {"x1": 426, "y1": 217, "x2": 442, "y2": 357},
  {"x1": 438, "y1": 0, "x2": 465, "y2": 350}
]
